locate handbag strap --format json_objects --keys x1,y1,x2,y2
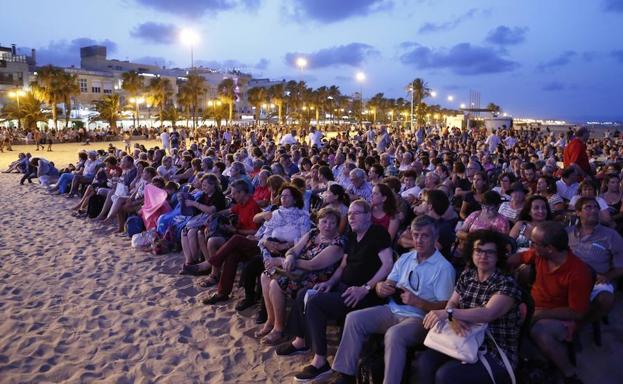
[
  {"x1": 479, "y1": 353, "x2": 496, "y2": 384},
  {"x1": 484, "y1": 330, "x2": 516, "y2": 384}
]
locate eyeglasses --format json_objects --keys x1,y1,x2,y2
[
  {"x1": 407, "y1": 270, "x2": 420, "y2": 292},
  {"x1": 473, "y1": 247, "x2": 497, "y2": 258}
]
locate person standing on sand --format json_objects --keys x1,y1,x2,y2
[
  {"x1": 160, "y1": 128, "x2": 171, "y2": 154},
  {"x1": 563, "y1": 127, "x2": 591, "y2": 179}
]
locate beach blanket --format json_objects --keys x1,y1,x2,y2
[{"x1": 139, "y1": 184, "x2": 171, "y2": 230}]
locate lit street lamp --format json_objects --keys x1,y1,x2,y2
[
  {"x1": 180, "y1": 28, "x2": 199, "y2": 70},
  {"x1": 8, "y1": 89, "x2": 26, "y2": 129},
  {"x1": 129, "y1": 96, "x2": 145, "y2": 128},
  {"x1": 430, "y1": 91, "x2": 437, "y2": 98},
  {"x1": 447, "y1": 95, "x2": 454, "y2": 102}
]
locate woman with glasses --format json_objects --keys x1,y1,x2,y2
[
  {"x1": 418, "y1": 230, "x2": 523, "y2": 384},
  {"x1": 492, "y1": 172, "x2": 515, "y2": 201}
]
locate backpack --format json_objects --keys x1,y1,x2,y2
[
  {"x1": 125, "y1": 215, "x2": 145, "y2": 237},
  {"x1": 87, "y1": 194, "x2": 106, "y2": 218}
]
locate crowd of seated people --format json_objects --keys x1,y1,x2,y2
[{"x1": 11, "y1": 123, "x2": 623, "y2": 384}]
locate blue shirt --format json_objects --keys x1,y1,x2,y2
[{"x1": 387, "y1": 249, "x2": 455, "y2": 318}]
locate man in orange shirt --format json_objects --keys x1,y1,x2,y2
[
  {"x1": 509, "y1": 221, "x2": 592, "y2": 384},
  {"x1": 563, "y1": 127, "x2": 591, "y2": 179}
]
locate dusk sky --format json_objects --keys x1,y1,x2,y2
[{"x1": 4, "y1": 0, "x2": 623, "y2": 122}]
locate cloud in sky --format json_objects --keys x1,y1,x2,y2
[
  {"x1": 194, "y1": 58, "x2": 270, "y2": 71},
  {"x1": 134, "y1": 0, "x2": 259, "y2": 18},
  {"x1": 399, "y1": 42, "x2": 519, "y2": 75},
  {"x1": 537, "y1": 50, "x2": 577, "y2": 72},
  {"x1": 284, "y1": 43, "x2": 379, "y2": 69},
  {"x1": 603, "y1": 0, "x2": 623, "y2": 12},
  {"x1": 133, "y1": 56, "x2": 176, "y2": 68},
  {"x1": 130, "y1": 22, "x2": 178, "y2": 44},
  {"x1": 542, "y1": 81, "x2": 566, "y2": 91},
  {"x1": 29, "y1": 38, "x2": 117, "y2": 67},
  {"x1": 287, "y1": 0, "x2": 391, "y2": 23},
  {"x1": 485, "y1": 26, "x2": 528, "y2": 46},
  {"x1": 611, "y1": 50, "x2": 623, "y2": 63},
  {"x1": 418, "y1": 8, "x2": 481, "y2": 33}
]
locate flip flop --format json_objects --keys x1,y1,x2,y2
[
  {"x1": 197, "y1": 274, "x2": 220, "y2": 288},
  {"x1": 254, "y1": 326, "x2": 273, "y2": 339},
  {"x1": 261, "y1": 330, "x2": 286, "y2": 346}
]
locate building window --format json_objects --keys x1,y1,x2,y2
[
  {"x1": 103, "y1": 89, "x2": 112, "y2": 94},
  {"x1": 91, "y1": 86, "x2": 101, "y2": 93},
  {"x1": 79, "y1": 79, "x2": 88, "y2": 93}
]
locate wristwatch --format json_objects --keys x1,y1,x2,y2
[
  {"x1": 446, "y1": 308, "x2": 454, "y2": 322},
  {"x1": 363, "y1": 284, "x2": 372, "y2": 292}
]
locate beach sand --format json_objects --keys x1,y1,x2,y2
[{"x1": 0, "y1": 174, "x2": 622, "y2": 383}]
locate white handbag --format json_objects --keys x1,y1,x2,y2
[
  {"x1": 423, "y1": 320, "x2": 516, "y2": 384},
  {"x1": 424, "y1": 320, "x2": 487, "y2": 364}
]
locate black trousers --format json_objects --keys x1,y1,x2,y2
[
  {"x1": 240, "y1": 256, "x2": 264, "y2": 299},
  {"x1": 287, "y1": 283, "x2": 384, "y2": 356}
]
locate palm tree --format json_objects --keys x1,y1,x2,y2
[
  {"x1": 30, "y1": 65, "x2": 63, "y2": 130},
  {"x1": 57, "y1": 72, "x2": 79, "y2": 130},
  {"x1": 217, "y1": 78, "x2": 236, "y2": 124},
  {"x1": 368, "y1": 93, "x2": 387, "y2": 123},
  {"x1": 20, "y1": 93, "x2": 49, "y2": 131},
  {"x1": 268, "y1": 83, "x2": 285, "y2": 123},
  {"x1": 93, "y1": 94, "x2": 122, "y2": 134},
  {"x1": 408, "y1": 78, "x2": 431, "y2": 106},
  {"x1": 161, "y1": 105, "x2": 180, "y2": 127},
  {"x1": 147, "y1": 77, "x2": 173, "y2": 128},
  {"x1": 247, "y1": 87, "x2": 268, "y2": 123},
  {"x1": 176, "y1": 85, "x2": 193, "y2": 128},
  {"x1": 0, "y1": 99, "x2": 21, "y2": 128},
  {"x1": 486, "y1": 102, "x2": 502, "y2": 117},
  {"x1": 185, "y1": 73, "x2": 207, "y2": 129},
  {"x1": 121, "y1": 71, "x2": 143, "y2": 128}
]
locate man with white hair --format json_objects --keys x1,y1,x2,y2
[{"x1": 347, "y1": 168, "x2": 373, "y2": 202}]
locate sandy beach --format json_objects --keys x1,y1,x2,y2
[{"x1": 0, "y1": 171, "x2": 622, "y2": 383}]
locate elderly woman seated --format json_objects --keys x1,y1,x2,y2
[{"x1": 255, "y1": 207, "x2": 345, "y2": 345}]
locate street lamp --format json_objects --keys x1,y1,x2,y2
[
  {"x1": 296, "y1": 57, "x2": 308, "y2": 71},
  {"x1": 447, "y1": 95, "x2": 454, "y2": 102},
  {"x1": 460, "y1": 103, "x2": 466, "y2": 109},
  {"x1": 8, "y1": 89, "x2": 26, "y2": 129},
  {"x1": 179, "y1": 28, "x2": 199, "y2": 70},
  {"x1": 430, "y1": 91, "x2": 437, "y2": 98},
  {"x1": 355, "y1": 71, "x2": 366, "y2": 127},
  {"x1": 129, "y1": 97, "x2": 144, "y2": 128}
]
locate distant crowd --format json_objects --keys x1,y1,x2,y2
[{"x1": 5, "y1": 122, "x2": 622, "y2": 384}]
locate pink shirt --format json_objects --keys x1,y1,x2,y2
[{"x1": 462, "y1": 210, "x2": 510, "y2": 234}]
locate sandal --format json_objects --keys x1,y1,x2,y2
[
  {"x1": 254, "y1": 326, "x2": 273, "y2": 339},
  {"x1": 261, "y1": 330, "x2": 286, "y2": 346},
  {"x1": 197, "y1": 274, "x2": 220, "y2": 288}
]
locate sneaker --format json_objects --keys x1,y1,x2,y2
[
  {"x1": 275, "y1": 341, "x2": 309, "y2": 356},
  {"x1": 293, "y1": 363, "x2": 331, "y2": 382}
]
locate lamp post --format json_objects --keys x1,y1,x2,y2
[
  {"x1": 355, "y1": 71, "x2": 366, "y2": 127},
  {"x1": 129, "y1": 97, "x2": 144, "y2": 128},
  {"x1": 8, "y1": 89, "x2": 25, "y2": 129},
  {"x1": 180, "y1": 29, "x2": 199, "y2": 70}
]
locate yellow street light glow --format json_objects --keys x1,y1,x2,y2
[
  {"x1": 179, "y1": 28, "x2": 199, "y2": 46},
  {"x1": 270, "y1": 103, "x2": 275, "y2": 108},
  {"x1": 262, "y1": 103, "x2": 267, "y2": 108},
  {"x1": 207, "y1": 100, "x2": 214, "y2": 107},
  {"x1": 460, "y1": 103, "x2": 466, "y2": 109},
  {"x1": 355, "y1": 71, "x2": 366, "y2": 82},
  {"x1": 9, "y1": 90, "x2": 26, "y2": 98},
  {"x1": 130, "y1": 97, "x2": 145, "y2": 104}
]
